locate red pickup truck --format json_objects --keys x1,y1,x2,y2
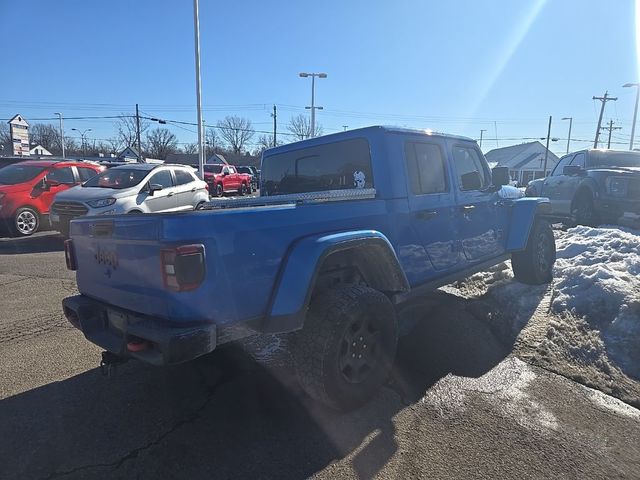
[{"x1": 203, "y1": 164, "x2": 252, "y2": 197}]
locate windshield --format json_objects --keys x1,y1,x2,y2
[
  {"x1": 203, "y1": 164, "x2": 223, "y2": 174},
  {"x1": 589, "y1": 151, "x2": 640, "y2": 168},
  {"x1": 83, "y1": 168, "x2": 149, "y2": 189},
  {"x1": 0, "y1": 165, "x2": 46, "y2": 185}
]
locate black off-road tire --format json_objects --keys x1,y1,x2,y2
[
  {"x1": 291, "y1": 285, "x2": 398, "y2": 411},
  {"x1": 512, "y1": 219, "x2": 556, "y2": 285},
  {"x1": 572, "y1": 192, "x2": 600, "y2": 227},
  {"x1": 215, "y1": 183, "x2": 224, "y2": 197},
  {"x1": 11, "y1": 207, "x2": 40, "y2": 237}
]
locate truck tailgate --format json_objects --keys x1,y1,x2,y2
[{"x1": 71, "y1": 216, "x2": 174, "y2": 321}]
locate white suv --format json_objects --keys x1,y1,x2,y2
[{"x1": 50, "y1": 164, "x2": 209, "y2": 236}]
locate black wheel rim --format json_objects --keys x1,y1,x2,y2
[
  {"x1": 536, "y1": 232, "x2": 551, "y2": 273},
  {"x1": 338, "y1": 313, "x2": 381, "y2": 384}
]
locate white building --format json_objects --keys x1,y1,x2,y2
[
  {"x1": 485, "y1": 141, "x2": 559, "y2": 186},
  {"x1": 29, "y1": 144, "x2": 52, "y2": 156}
]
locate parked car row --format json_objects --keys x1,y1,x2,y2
[{"x1": 0, "y1": 158, "x2": 263, "y2": 237}]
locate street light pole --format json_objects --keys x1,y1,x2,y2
[
  {"x1": 54, "y1": 112, "x2": 65, "y2": 159},
  {"x1": 561, "y1": 117, "x2": 572, "y2": 154},
  {"x1": 193, "y1": 0, "x2": 205, "y2": 179},
  {"x1": 299, "y1": 72, "x2": 327, "y2": 138},
  {"x1": 479, "y1": 129, "x2": 487, "y2": 148},
  {"x1": 623, "y1": 83, "x2": 640, "y2": 150},
  {"x1": 71, "y1": 128, "x2": 92, "y2": 160}
]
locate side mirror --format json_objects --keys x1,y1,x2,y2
[
  {"x1": 148, "y1": 183, "x2": 163, "y2": 196},
  {"x1": 222, "y1": 170, "x2": 229, "y2": 176},
  {"x1": 563, "y1": 165, "x2": 584, "y2": 176},
  {"x1": 491, "y1": 166, "x2": 510, "y2": 187},
  {"x1": 460, "y1": 171, "x2": 482, "y2": 191},
  {"x1": 45, "y1": 178, "x2": 61, "y2": 188}
]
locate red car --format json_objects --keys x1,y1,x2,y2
[
  {"x1": 203, "y1": 164, "x2": 252, "y2": 197},
  {"x1": 0, "y1": 160, "x2": 104, "y2": 236}
]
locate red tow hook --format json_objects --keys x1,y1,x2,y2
[{"x1": 127, "y1": 337, "x2": 149, "y2": 352}]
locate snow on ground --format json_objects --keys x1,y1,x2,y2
[
  {"x1": 552, "y1": 226, "x2": 640, "y2": 377},
  {"x1": 444, "y1": 225, "x2": 640, "y2": 405}
]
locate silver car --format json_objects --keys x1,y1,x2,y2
[{"x1": 50, "y1": 164, "x2": 209, "y2": 236}]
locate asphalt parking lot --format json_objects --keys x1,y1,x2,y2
[{"x1": 0, "y1": 232, "x2": 639, "y2": 480}]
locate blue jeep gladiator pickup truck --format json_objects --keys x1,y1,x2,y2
[{"x1": 62, "y1": 126, "x2": 556, "y2": 410}]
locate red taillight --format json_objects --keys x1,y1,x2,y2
[
  {"x1": 64, "y1": 239, "x2": 77, "y2": 271},
  {"x1": 161, "y1": 244, "x2": 206, "y2": 291}
]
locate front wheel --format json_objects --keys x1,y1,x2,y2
[
  {"x1": 215, "y1": 183, "x2": 224, "y2": 197},
  {"x1": 12, "y1": 207, "x2": 40, "y2": 237},
  {"x1": 292, "y1": 285, "x2": 398, "y2": 411},
  {"x1": 512, "y1": 219, "x2": 556, "y2": 285}
]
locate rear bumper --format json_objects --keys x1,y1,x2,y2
[{"x1": 62, "y1": 294, "x2": 217, "y2": 365}]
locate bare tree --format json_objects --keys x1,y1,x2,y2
[
  {"x1": 216, "y1": 116, "x2": 254, "y2": 154},
  {"x1": 116, "y1": 115, "x2": 149, "y2": 150},
  {"x1": 145, "y1": 128, "x2": 178, "y2": 159},
  {"x1": 183, "y1": 142, "x2": 198, "y2": 154},
  {"x1": 205, "y1": 127, "x2": 220, "y2": 157},
  {"x1": 30, "y1": 123, "x2": 60, "y2": 152},
  {"x1": 0, "y1": 123, "x2": 10, "y2": 147},
  {"x1": 287, "y1": 114, "x2": 322, "y2": 141},
  {"x1": 107, "y1": 137, "x2": 123, "y2": 154}
]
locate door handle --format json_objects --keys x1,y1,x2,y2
[
  {"x1": 416, "y1": 210, "x2": 438, "y2": 220},
  {"x1": 462, "y1": 205, "x2": 475, "y2": 212},
  {"x1": 191, "y1": 187, "x2": 196, "y2": 192},
  {"x1": 167, "y1": 192, "x2": 175, "y2": 197}
]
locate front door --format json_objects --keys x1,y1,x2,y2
[
  {"x1": 450, "y1": 143, "x2": 507, "y2": 263},
  {"x1": 404, "y1": 140, "x2": 460, "y2": 275},
  {"x1": 145, "y1": 169, "x2": 177, "y2": 212},
  {"x1": 542, "y1": 154, "x2": 573, "y2": 214}
]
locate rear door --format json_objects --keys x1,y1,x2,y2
[
  {"x1": 173, "y1": 168, "x2": 198, "y2": 210},
  {"x1": 404, "y1": 139, "x2": 461, "y2": 272},
  {"x1": 450, "y1": 143, "x2": 507, "y2": 263},
  {"x1": 145, "y1": 169, "x2": 177, "y2": 212}
]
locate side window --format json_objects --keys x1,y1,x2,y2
[
  {"x1": 222, "y1": 166, "x2": 230, "y2": 175},
  {"x1": 174, "y1": 169, "x2": 194, "y2": 185},
  {"x1": 77, "y1": 167, "x2": 98, "y2": 182},
  {"x1": 451, "y1": 146, "x2": 490, "y2": 191},
  {"x1": 148, "y1": 170, "x2": 173, "y2": 188},
  {"x1": 228, "y1": 166, "x2": 236, "y2": 174},
  {"x1": 571, "y1": 153, "x2": 586, "y2": 168},
  {"x1": 47, "y1": 167, "x2": 75, "y2": 184},
  {"x1": 552, "y1": 155, "x2": 573, "y2": 176},
  {"x1": 405, "y1": 142, "x2": 447, "y2": 194}
]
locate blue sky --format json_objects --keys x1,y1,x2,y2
[{"x1": 0, "y1": 0, "x2": 637, "y2": 155}]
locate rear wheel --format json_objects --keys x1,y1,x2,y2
[
  {"x1": 195, "y1": 201, "x2": 205, "y2": 210},
  {"x1": 292, "y1": 285, "x2": 398, "y2": 411},
  {"x1": 239, "y1": 183, "x2": 247, "y2": 196},
  {"x1": 12, "y1": 207, "x2": 39, "y2": 237},
  {"x1": 512, "y1": 219, "x2": 556, "y2": 285},
  {"x1": 215, "y1": 183, "x2": 224, "y2": 197},
  {"x1": 572, "y1": 192, "x2": 600, "y2": 227}
]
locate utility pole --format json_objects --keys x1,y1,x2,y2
[
  {"x1": 561, "y1": 117, "x2": 573, "y2": 154},
  {"x1": 593, "y1": 91, "x2": 617, "y2": 148},
  {"x1": 54, "y1": 112, "x2": 65, "y2": 159},
  {"x1": 479, "y1": 129, "x2": 487, "y2": 148},
  {"x1": 623, "y1": 83, "x2": 640, "y2": 150},
  {"x1": 271, "y1": 105, "x2": 277, "y2": 147},
  {"x1": 601, "y1": 120, "x2": 622, "y2": 149},
  {"x1": 494, "y1": 121, "x2": 499, "y2": 147},
  {"x1": 543, "y1": 116, "x2": 552, "y2": 176},
  {"x1": 135, "y1": 104, "x2": 142, "y2": 162},
  {"x1": 193, "y1": 0, "x2": 205, "y2": 179}
]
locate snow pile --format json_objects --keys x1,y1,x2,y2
[{"x1": 552, "y1": 226, "x2": 640, "y2": 377}]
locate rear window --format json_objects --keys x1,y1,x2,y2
[
  {"x1": 174, "y1": 169, "x2": 195, "y2": 185},
  {"x1": 0, "y1": 165, "x2": 46, "y2": 185},
  {"x1": 261, "y1": 138, "x2": 373, "y2": 196},
  {"x1": 588, "y1": 151, "x2": 640, "y2": 168},
  {"x1": 204, "y1": 165, "x2": 223, "y2": 174}
]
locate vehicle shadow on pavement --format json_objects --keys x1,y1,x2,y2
[
  {"x1": 0, "y1": 232, "x2": 64, "y2": 254},
  {"x1": 0, "y1": 289, "x2": 540, "y2": 480}
]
